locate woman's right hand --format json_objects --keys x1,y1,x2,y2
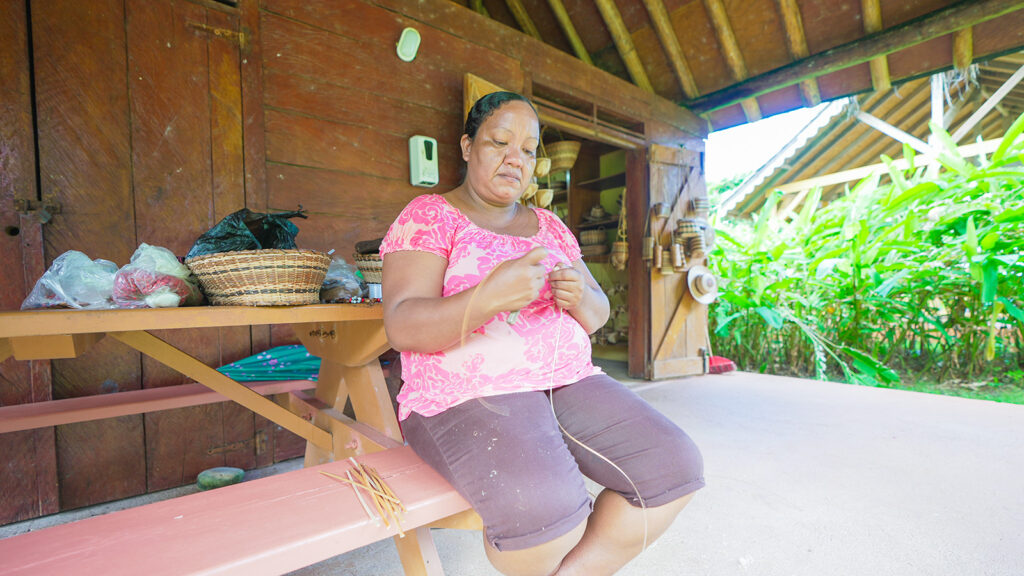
[{"x1": 484, "y1": 246, "x2": 548, "y2": 314}]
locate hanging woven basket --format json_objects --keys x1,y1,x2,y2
[{"x1": 545, "y1": 140, "x2": 581, "y2": 174}]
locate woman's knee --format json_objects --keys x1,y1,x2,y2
[{"x1": 484, "y1": 518, "x2": 587, "y2": 576}]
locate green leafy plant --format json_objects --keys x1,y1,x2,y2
[{"x1": 709, "y1": 113, "x2": 1024, "y2": 398}]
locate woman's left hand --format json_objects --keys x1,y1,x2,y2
[{"x1": 549, "y1": 263, "x2": 585, "y2": 310}]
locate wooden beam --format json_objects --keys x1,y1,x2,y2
[
  {"x1": 685, "y1": 0, "x2": 1024, "y2": 114},
  {"x1": 954, "y1": 26, "x2": 973, "y2": 70},
  {"x1": 773, "y1": 137, "x2": 1003, "y2": 193},
  {"x1": 855, "y1": 110, "x2": 937, "y2": 156},
  {"x1": 931, "y1": 73, "x2": 945, "y2": 129},
  {"x1": 545, "y1": 0, "x2": 593, "y2": 65},
  {"x1": 109, "y1": 330, "x2": 334, "y2": 451},
  {"x1": 504, "y1": 0, "x2": 542, "y2": 40},
  {"x1": 952, "y1": 61, "x2": 1024, "y2": 142},
  {"x1": 0, "y1": 380, "x2": 316, "y2": 434},
  {"x1": 776, "y1": 0, "x2": 821, "y2": 106},
  {"x1": 704, "y1": 0, "x2": 761, "y2": 120},
  {"x1": 592, "y1": 0, "x2": 654, "y2": 92},
  {"x1": 641, "y1": 0, "x2": 700, "y2": 99},
  {"x1": 861, "y1": 0, "x2": 892, "y2": 92}
]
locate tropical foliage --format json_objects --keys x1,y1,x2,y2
[{"x1": 709, "y1": 115, "x2": 1024, "y2": 398}]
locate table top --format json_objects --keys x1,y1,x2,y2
[{"x1": 0, "y1": 303, "x2": 383, "y2": 339}]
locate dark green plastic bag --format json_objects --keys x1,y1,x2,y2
[{"x1": 186, "y1": 208, "x2": 307, "y2": 259}]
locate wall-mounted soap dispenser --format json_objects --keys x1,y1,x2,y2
[{"x1": 409, "y1": 135, "x2": 439, "y2": 187}]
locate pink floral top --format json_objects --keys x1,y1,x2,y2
[{"x1": 380, "y1": 194, "x2": 602, "y2": 420}]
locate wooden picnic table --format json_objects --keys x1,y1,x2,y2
[{"x1": 0, "y1": 304, "x2": 402, "y2": 463}]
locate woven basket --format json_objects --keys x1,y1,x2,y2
[
  {"x1": 580, "y1": 229, "x2": 606, "y2": 246},
  {"x1": 185, "y1": 249, "x2": 330, "y2": 306},
  {"x1": 545, "y1": 140, "x2": 581, "y2": 173},
  {"x1": 353, "y1": 253, "x2": 383, "y2": 283}
]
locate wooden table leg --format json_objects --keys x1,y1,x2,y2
[
  {"x1": 0, "y1": 338, "x2": 11, "y2": 363},
  {"x1": 109, "y1": 330, "x2": 333, "y2": 451},
  {"x1": 394, "y1": 527, "x2": 445, "y2": 576}
]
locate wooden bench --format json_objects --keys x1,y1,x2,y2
[
  {"x1": 0, "y1": 305, "x2": 482, "y2": 575},
  {"x1": 0, "y1": 446, "x2": 477, "y2": 575}
]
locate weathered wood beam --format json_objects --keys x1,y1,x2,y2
[
  {"x1": 952, "y1": 61, "x2": 1024, "y2": 142},
  {"x1": 504, "y1": 0, "x2": 542, "y2": 40},
  {"x1": 704, "y1": 0, "x2": 761, "y2": 120},
  {"x1": 593, "y1": 0, "x2": 654, "y2": 92},
  {"x1": 641, "y1": 0, "x2": 699, "y2": 99},
  {"x1": 931, "y1": 74, "x2": 945, "y2": 129},
  {"x1": 953, "y1": 26, "x2": 973, "y2": 70},
  {"x1": 861, "y1": 0, "x2": 892, "y2": 92},
  {"x1": 776, "y1": 0, "x2": 821, "y2": 106},
  {"x1": 774, "y1": 137, "x2": 1003, "y2": 194},
  {"x1": 856, "y1": 110, "x2": 937, "y2": 156},
  {"x1": 685, "y1": 0, "x2": 1024, "y2": 114},
  {"x1": 545, "y1": 0, "x2": 593, "y2": 65}
]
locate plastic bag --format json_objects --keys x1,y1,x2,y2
[
  {"x1": 186, "y1": 207, "x2": 307, "y2": 260},
  {"x1": 113, "y1": 243, "x2": 203, "y2": 308},
  {"x1": 320, "y1": 257, "x2": 367, "y2": 302},
  {"x1": 21, "y1": 251, "x2": 118, "y2": 310}
]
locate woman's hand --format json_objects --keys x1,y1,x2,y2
[
  {"x1": 549, "y1": 262, "x2": 585, "y2": 310},
  {"x1": 485, "y1": 246, "x2": 549, "y2": 313}
]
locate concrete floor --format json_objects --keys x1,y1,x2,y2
[{"x1": 4, "y1": 365, "x2": 1023, "y2": 575}]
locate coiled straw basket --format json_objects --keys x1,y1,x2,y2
[
  {"x1": 544, "y1": 140, "x2": 581, "y2": 174},
  {"x1": 185, "y1": 249, "x2": 330, "y2": 306},
  {"x1": 352, "y1": 253, "x2": 383, "y2": 283}
]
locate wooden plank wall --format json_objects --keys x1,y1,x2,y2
[
  {"x1": 260, "y1": 0, "x2": 523, "y2": 256},
  {"x1": 257, "y1": 0, "x2": 702, "y2": 261},
  {"x1": 0, "y1": 0, "x2": 58, "y2": 525}
]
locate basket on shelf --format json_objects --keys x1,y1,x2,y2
[
  {"x1": 544, "y1": 140, "x2": 581, "y2": 174},
  {"x1": 580, "y1": 229, "x2": 606, "y2": 246},
  {"x1": 353, "y1": 253, "x2": 383, "y2": 283},
  {"x1": 185, "y1": 249, "x2": 330, "y2": 306}
]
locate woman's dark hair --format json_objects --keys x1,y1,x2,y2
[{"x1": 464, "y1": 91, "x2": 538, "y2": 138}]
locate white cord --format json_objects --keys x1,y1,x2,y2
[{"x1": 547, "y1": 305, "x2": 649, "y2": 554}]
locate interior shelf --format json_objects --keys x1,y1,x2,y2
[{"x1": 576, "y1": 172, "x2": 626, "y2": 191}]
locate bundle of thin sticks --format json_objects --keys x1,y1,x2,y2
[{"x1": 320, "y1": 457, "x2": 408, "y2": 537}]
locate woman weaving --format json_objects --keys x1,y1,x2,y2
[{"x1": 380, "y1": 91, "x2": 704, "y2": 576}]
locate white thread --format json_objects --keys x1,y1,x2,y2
[
  {"x1": 547, "y1": 296, "x2": 649, "y2": 555},
  {"x1": 461, "y1": 257, "x2": 650, "y2": 555}
]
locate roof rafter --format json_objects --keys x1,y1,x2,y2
[
  {"x1": 685, "y1": 0, "x2": 1024, "y2": 115},
  {"x1": 776, "y1": 0, "x2": 821, "y2": 106},
  {"x1": 544, "y1": 0, "x2": 593, "y2": 64},
  {"x1": 593, "y1": 0, "x2": 654, "y2": 92},
  {"x1": 704, "y1": 0, "x2": 761, "y2": 121},
  {"x1": 641, "y1": 0, "x2": 700, "y2": 99},
  {"x1": 504, "y1": 0, "x2": 542, "y2": 40},
  {"x1": 861, "y1": 0, "x2": 891, "y2": 92}
]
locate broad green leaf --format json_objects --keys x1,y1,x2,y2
[
  {"x1": 999, "y1": 297, "x2": 1024, "y2": 323},
  {"x1": 874, "y1": 270, "x2": 910, "y2": 297},
  {"x1": 981, "y1": 259, "x2": 998, "y2": 305},
  {"x1": 994, "y1": 205, "x2": 1024, "y2": 223},
  {"x1": 755, "y1": 306, "x2": 784, "y2": 329},
  {"x1": 843, "y1": 346, "x2": 901, "y2": 384},
  {"x1": 992, "y1": 111, "x2": 1024, "y2": 163},
  {"x1": 929, "y1": 120, "x2": 970, "y2": 174},
  {"x1": 980, "y1": 232, "x2": 999, "y2": 251},
  {"x1": 964, "y1": 216, "x2": 978, "y2": 257},
  {"x1": 903, "y1": 142, "x2": 916, "y2": 172}
]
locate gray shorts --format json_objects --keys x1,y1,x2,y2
[{"x1": 401, "y1": 373, "x2": 705, "y2": 551}]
